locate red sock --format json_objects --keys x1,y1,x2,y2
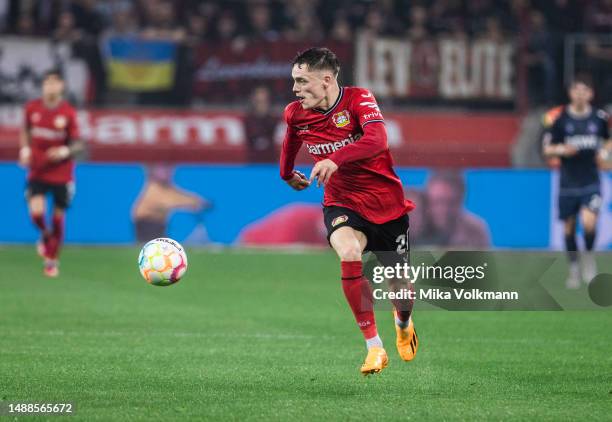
[
  {"x1": 31, "y1": 213, "x2": 47, "y2": 233},
  {"x1": 47, "y1": 214, "x2": 65, "y2": 259},
  {"x1": 341, "y1": 261, "x2": 378, "y2": 339},
  {"x1": 390, "y1": 282, "x2": 414, "y2": 323}
]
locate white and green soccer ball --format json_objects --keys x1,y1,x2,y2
[{"x1": 138, "y1": 238, "x2": 188, "y2": 286}]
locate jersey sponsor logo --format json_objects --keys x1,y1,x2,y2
[
  {"x1": 305, "y1": 133, "x2": 360, "y2": 155},
  {"x1": 332, "y1": 110, "x2": 351, "y2": 128},
  {"x1": 30, "y1": 126, "x2": 66, "y2": 140},
  {"x1": 331, "y1": 215, "x2": 348, "y2": 227},
  {"x1": 54, "y1": 115, "x2": 67, "y2": 129},
  {"x1": 565, "y1": 135, "x2": 598, "y2": 150},
  {"x1": 362, "y1": 111, "x2": 382, "y2": 121}
]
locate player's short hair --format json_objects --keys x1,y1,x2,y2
[
  {"x1": 292, "y1": 47, "x2": 340, "y2": 76},
  {"x1": 43, "y1": 68, "x2": 63, "y2": 81},
  {"x1": 568, "y1": 74, "x2": 593, "y2": 90}
]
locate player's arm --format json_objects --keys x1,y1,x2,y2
[
  {"x1": 597, "y1": 112, "x2": 612, "y2": 169},
  {"x1": 310, "y1": 122, "x2": 387, "y2": 187},
  {"x1": 542, "y1": 117, "x2": 577, "y2": 158},
  {"x1": 47, "y1": 109, "x2": 85, "y2": 162},
  {"x1": 47, "y1": 138, "x2": 85, "y2": 162},
  {"x1": 598, "y1": 140, "x2": 612, "y2": 170},
  {"x1": 18, "y1": 105, "x2": 32, "y2": 166},
  {"x1": 311, "y1": 90, "x2": 387, "y2": 186},
  {"x1": 280, "y1": 108, "x2": 310, "y2": 191},
  {"x1": 19, "y1": 127, "x2": 32, "y2": 167}
]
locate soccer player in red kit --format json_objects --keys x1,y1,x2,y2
[
  {"x1": 280, "y1": 48, "x2": 418, "y2": 375},
  {"x1": 18, "y1": 70, "x2": 84, "y2": 277}
]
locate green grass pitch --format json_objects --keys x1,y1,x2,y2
[{"x1": 1, "y1": 245, "x2": 611, "y2": 420}]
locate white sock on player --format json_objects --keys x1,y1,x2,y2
[
  {"x1": 395, "y1": 316, "x2": 411, "y2": 329},
  {"x1": 366, "y1": 335, "x2": 383, "y2": 349}
]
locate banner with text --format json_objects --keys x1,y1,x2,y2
[
  {"x1": 0, "y1": 106, "x2": 520, "y2": 166},
  {"x1": 193, "y1": 40, "x2": 353, "y2": 103},
  {"x1": 355, "y1": 34, "x2": 515, "y2": 104}
]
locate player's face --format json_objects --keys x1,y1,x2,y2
[
  {"x1": 42, "y1": 75, "x2": 64, "y2": 99},
  {"x1": 291, "y1": 64, "x2": 329, "y2": 110},
  {"x1": 568, "y1": 83, "x2": 592, "y2": 108}
]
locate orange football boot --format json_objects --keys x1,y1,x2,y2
[
  {"x1": 394, "y1": 311, "x2": 418, "y2": 361},
  {"x1": 360, "y1": 346, "x2": 388, "y2": 375}
]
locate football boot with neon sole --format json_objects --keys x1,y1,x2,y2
[
  {"x1": 394, "y1": 311, "x2": 418, "y2": 361},
  {"x1": 360, "y1": 346, "x2": 388, "y2": 375}
]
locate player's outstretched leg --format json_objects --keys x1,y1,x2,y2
[
  {"x1": 44, "y1": 208, "x2": 65, "y2": 278},
  {"x1": 28, "y1": 193, "x2": 51, "y2": 261},
  {"x1": 331, "y1": 227, "x2": 388, "y2": 375},
  {"x1": 388, "y1": 279, "x2": 418, "y2": 361},
  {"x1": 563, "y1": 217, "x2": 580, "y2": 289},
  {"x1": 580, "y1": 207, "x2": 598, "y2": 284}
]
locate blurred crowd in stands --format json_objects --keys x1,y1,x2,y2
[
  {"x1": 0, "y1": 0, "x2": 611, "y2": 107},
  {"x1": 2, "y1": 0, "x2": 610, "y2": 44}
]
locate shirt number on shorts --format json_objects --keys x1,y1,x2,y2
[{"x1": 396, "y1": 234, "x2": 407, "y2": 254}]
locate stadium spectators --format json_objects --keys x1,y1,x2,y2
[
  {"x1": 3, "y1": 0, "x2": 604, "y2": 44},
  {"x1": 1, "y1": 0, "x2": 609, "y2": 106},
  {"x1": 243, "y1": 86, "x2": 279, "y2": 163}
]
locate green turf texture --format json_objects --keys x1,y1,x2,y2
[{"x1": 1, "y1": 246, "x2": 611, "y2": 421}]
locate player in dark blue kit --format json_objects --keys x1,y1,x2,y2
[{"x1": 543, "y1": 78, "x2": 611, "y2": 288}]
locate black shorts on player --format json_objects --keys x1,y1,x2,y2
[
  {"x1": 558, "y1": 187, "x2": 601, "y2": 220},
  {"x1": 25, "y1": 180, "x2": 75, "y2": 209},
  {"x1": 323, "y1": 205, "x2": 409, "y2": 266}
]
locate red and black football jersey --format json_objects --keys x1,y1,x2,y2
[
  {"x1": 24, "y1": 98, "x2": 79, "y2": 184},
  {"x1": 281, "y1": 86, "x2": 413, "y2": 224}
]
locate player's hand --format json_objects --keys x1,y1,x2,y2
[
  {"x1": 47, "y1": 146, "x2": 70, "y2": 162},
  {"x1": 558, "y1": 145, "x2": 578, "y2": 157},
  {"x1": 310, "y1": 159, "x2": 338, "y2": 187},
  {"x1": 18, "y1": 146, "x2": 31, "y2": 167},
  {"x1": 286, "y1": 170, "x2": 311, "y2": 191}
]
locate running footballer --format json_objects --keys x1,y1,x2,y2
[
  {"x1": 543, "y1": 78, "x2": 611, "y2": 288},
  {"x1": 280, "y1": 48, "x2": 418, "y2": 375},
  {"x1": 19, "y1": 70, "x2": 84, "y2": 277}
]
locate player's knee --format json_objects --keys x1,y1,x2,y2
[
  {"x1": 29, "y1": 197, "x2": 45, "y2": 215},
  {"x1": 336, "y1": 244, "x2": 362, "y2": 261},
  {"x1": 563, "y1": 219, "x2": 576, "y2": 235}
]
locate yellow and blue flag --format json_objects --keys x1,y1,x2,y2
[{"x1": 105, "y1": 37, "x2": 176, "y2": 91}]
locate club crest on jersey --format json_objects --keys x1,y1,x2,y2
[
  {"x1": 332, "y1": 110, "x2": 350, "y2": 128},
  {"x1": 54, "y1": 115, "x2": 67, "y2": 129},
  {"x1": 332, "y1": 215, "x2": 348, "y2": 227}
]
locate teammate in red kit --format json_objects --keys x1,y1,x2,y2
[
  {"x1": 280, "y1": 48, "x2": 418, "y2": 375},
  {"x1": 18, "y1": 70, "x2": 84, "y2": 277}
]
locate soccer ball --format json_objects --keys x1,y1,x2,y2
[{"x1": 138, "y1": 238, "x2": 188, "y2": 286}]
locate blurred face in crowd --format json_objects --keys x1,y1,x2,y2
[
  {"x1": 251, "y1": 87, "x2": 271, "y2": 115},
  {"x1": 291, "y1": 64, "x2": 335, "y2": 110},
  {"x1": 42, "y1": 74, "x2": 64, "y2": 101},
  {"x1": 568, "y1": 82, "x2": 593, "y2": 110},
  {"x1": 426, "y1": 179, "x2": 463, "y2": 231}
]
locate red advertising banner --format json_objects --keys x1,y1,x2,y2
[
  {"x1": 193, "y1": 40, "x2": 354, "y2": 102},
  {"x1": 0, "y1": 106, "x2": 520, "y2": 167},
  {"x1": 355, "y1": 34, "x2": 515, "y2": 102}
]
